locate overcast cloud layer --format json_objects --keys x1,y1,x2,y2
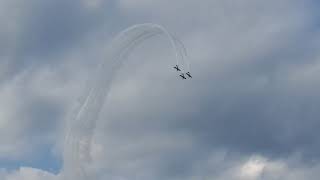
[{"x1": 1, "y1": 0, "x2": 320, "y2": 180}]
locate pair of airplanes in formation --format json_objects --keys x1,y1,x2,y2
[{"x1": 174, "y1": 65, "x2": 192, "y2": 79}]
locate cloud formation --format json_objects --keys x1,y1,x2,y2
[{"x1": 1, "y1": 0, "x2": 320, "y2": 180}]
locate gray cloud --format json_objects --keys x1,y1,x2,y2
[{"x1": 1, "y1": 0, "x2": 320, "y2": 179}]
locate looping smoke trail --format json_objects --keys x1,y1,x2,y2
[{"x1": 62, "y1": 24, "x2": 189, "y2": 180}]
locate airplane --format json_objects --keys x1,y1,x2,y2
[
  {"x1": 186, "y1": 72, "x2": 192, "y2": 78},
  {"x1": 180, "y1": 73, "x2": 186, "y2": 79},
  {"x1": 174, "y1": 65, "x2": 181, "y2": 71}
]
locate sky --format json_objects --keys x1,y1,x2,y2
[{"x1": 1, "y1": 0, "x2": 320, "y2": 179}]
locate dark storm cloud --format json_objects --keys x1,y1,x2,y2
[
  {"x1": 16, "y1": 0, "x2": 99, "y2": 57},
  {"x1": 0, "y1": 0, "x2": 122, "y2": 80},
  {"x1": 88, "y1": 1, "x2": 320, "y2": 179},
  {"x1": 180, "y1": 32, "x2": 320, "y2": 160}
]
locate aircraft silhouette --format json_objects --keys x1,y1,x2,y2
[
  {"x1": 186, "y1": 72, "x2": 192, "y2": 78},
  {"x1": 174, "y1": 65, "x2": 181, "y2": 71},
  {"x1": 180, "y1": 73, "x2": 187, "y2": 79},
  {"x1": 173, "y1": 65, "x2": 192, "y2": 80}
]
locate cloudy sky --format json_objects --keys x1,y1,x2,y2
[{"x1": 1, "y1": 0, "x2": 320, "y2": 179}]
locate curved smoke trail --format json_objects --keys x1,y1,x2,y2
[{"x1": 62, "y1": 23, "x2": 188, "y2": 180}]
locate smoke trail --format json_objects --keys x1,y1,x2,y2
[{"x1": 62, "y1": 24, "x2": 188, "y2": 180}]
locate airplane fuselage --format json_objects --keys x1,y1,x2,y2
[
  {"x1": 174, "y1": 65, "x2": 181, "y2": 71},
  {"x1": 186, "y1": 72, "x2": 192, "y2": 78}
]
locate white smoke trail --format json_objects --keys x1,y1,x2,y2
[{"x1": 62, "y1": 24, "x2": 188, "y2": 180}]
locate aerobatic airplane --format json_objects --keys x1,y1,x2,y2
[
  {"x1": 186, "y1": 72, "x2": 192, "y2": 78},
  {"x1": 180, "y1": 73, "x2": 187, "y2": 79},
  {"x1": 174, "y1": 65, "x2": 181, "y2": 71}
]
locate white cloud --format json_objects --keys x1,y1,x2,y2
[
  {"x1": 198, "y1": 154, "x2": 320, "y2": 180},
  {"x1": 0, "y1": 57, "x2": 88, "y2": 159},
  {"x1": 1, "y1": 167, "x2": 58, "y2": 180},
  {"x1": 0, "y1": 156, "x2": 320, "y2": 180},
  {"x1": 238, "y1": 156, "x2": 266, "y2": 179}
]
